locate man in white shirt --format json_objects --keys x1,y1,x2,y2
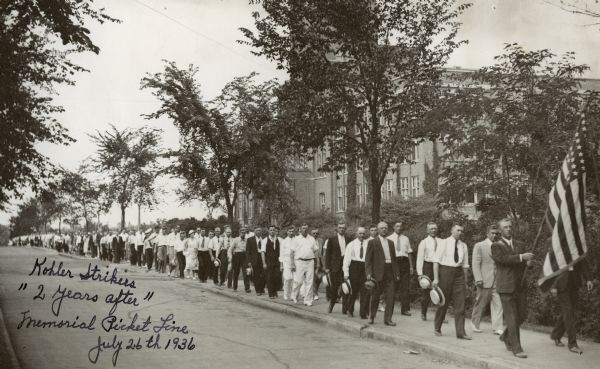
[
  {"x1": 387, "y1": 222, "x2": 414, "y2": 316},
  {"x1": 135, "y1": 230, "x2": 144, "y2": 267},
  {"x1": 127, "y1": 230, "x2": 136, "y2": 266},
  {"x1": 343, "y1": 227, "x2": 369, "y2": 319},
  {"x1": 215, "y1": 227, "x2": 233, "y2": 287},
  {"x1": 228, "y1": 226, "x2": 250, "y2": 292},
  {"x1": 167, "y1": 227, "x2": 179, "y2": 277},
  {"x1": 311, "y1": 228, "x2": 325, "y2": 301},
  {"x1": 144, "y1": 228, "x2": 156, "y2": 271},
  {"x1": 211, "y1": 228, "x2": 222, "y2": 285},
  {"x1": 471, "y1": 224, "x2": 503, "y2": 335},
  {"x1": 196, "y1": 228, "x2": 211, "y2": 283},
  {"x1": 290, "y1": 223, "x2": 319, "y2": 306},
  {"x1": 432, "y1": 224, "x2": 471, "y2": 340},
  {"x1": 280, "y1": 226, "x2": 296, "y2": 300},
  {"x1": 156, "y1": 227, "x2": 169, "y2": 274},
  {"x1": 417, "y1": 222, "x2": 444, "y2": 321},
  {"x1": 174, "y1": 230, "x2": 186, "y2": 278}
]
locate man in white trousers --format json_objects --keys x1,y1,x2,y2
[
  {"x1": 471, "y1": 224, "x2": 504, "y2": 335},
  {"x1": 290, "y1": 223, "x2": 319, "y2": 306},
  {"x1": 280, "y1": 226, "x2": 295, "y2": 300}
]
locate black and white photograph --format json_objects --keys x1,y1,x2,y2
[{"x1": 1, "y1": 1, "x2": 600, "y2": 369}]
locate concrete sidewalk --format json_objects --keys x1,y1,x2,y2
[{"x1": 191, "y1": 281, "x2": 598, "y2": 369}]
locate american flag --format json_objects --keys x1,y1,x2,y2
[{"x1": 538, "y1": 114, "x2": 588, "y2": 290}]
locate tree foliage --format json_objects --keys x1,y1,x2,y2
[
  {"x1": 241, "y1": 0, "x2": 471, "y2": 222},
  {"x1": 0, "y1": 0, "x2": 118, "y2": 209},
  {"x1": 142, "y1": 63, "x2": 293, "y2": 223},
  {"x1": 436, "y1": 44, "x2": 596, "y2": 221},
  {"x1": 88, "y1": 125, "x2": 163, "y2": 230}
]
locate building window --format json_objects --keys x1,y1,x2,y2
[
  {"x1": 400, "y1": 177, "x2": 409, "y2": 199},
  {"x1": 411, "y1": 175, "x2": 420, "y2": 197},
  {"x1": 337, "y1": 186, "x2": 344, "y2": 212},
  {"x1": 319, "y1": 193, "x2": 326, "y2": 209},
  {"x1": 364, "y1": 183, "x2": 369, "y2": 204},
  {"x1": 409, "y1": 143, "x2": 420, "y2": 162},
  {"x1": 386, "y1": 179, "x2": 393, "y2": 199},
  {"x1": 357, "y1": 184, "x2": 363, "y2": 206}
]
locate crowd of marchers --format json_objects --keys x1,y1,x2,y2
[{"x1": 11, "y1": 218, "x2": 593, "y2": 359}]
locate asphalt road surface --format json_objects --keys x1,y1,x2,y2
[{"x1": 0, "y1": 246, "x2": 464, "y2": 369}]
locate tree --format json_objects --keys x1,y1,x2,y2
[
  {"x1": 60, "y1": 168, "x2": 100, "y2": 232},
  {"x1": 89, "y1": 125, "x2": 163, "y2": 230},
  {"x1": 544, "y1": 0, "x2": 600, "y2": 24},
  {"x1": 9, "y1": 198, "x2": 42, "y2": 236},
  {"x1": 241, "y1": 0, "x2": 471, "y2": 222},
  {"x1": 142, "y1": 64, "x2": 287, "y2": 222},
  {"x1": 0, "y1": 0, "x2": 118, "y2": 210},
  {"x1": 435, "y1": 44, "x2": 592, "y2": 221}
]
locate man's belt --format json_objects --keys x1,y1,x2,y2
[{"x1": 298, "y1": 258, "x2": 315, "y2": 261}]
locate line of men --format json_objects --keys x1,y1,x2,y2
[{"x1": 14, "y1": 216, "x2": 594, "y2": 358}]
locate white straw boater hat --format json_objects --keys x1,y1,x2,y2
[
  {"x1": 213, "y1": 258, "x2": 221, "y2": 268},
  {"x1": 418, "y1": 275, "x2": 432, "y2": 290},
  {"x1": 364, "y1": 279, "x2": 378, "y2": 290},
  {"x1": 341, "y1": 279, "x2": 352, "y2": 296},
  {"x1": 322, "y1": 272, "x2": 332, "y2": 288},
  {"x1": 429, "y1": 285, "x2": 446, "y2": 306}
]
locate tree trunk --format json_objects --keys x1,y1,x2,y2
[
  {"x1": 226, "y1": 204, "x2": 234, "y2": 223},
  {"x1": 120, "y1": 204, "x2": 126, "y2": 231},
  {"x1": 137, "y1": 204, "x2": 141, "y2": 231},
  {"x1": 58, "y1": 214, "x2": 62, "y2": 234},
  {"x1": 97, "y1": 213, "x2": 100, "y2": 232},
  {"x1": 369, "y1": 170, "x2": 383, "y2": 224},
  {"x1": 347, "y1": 160, "x2": 357, "y2": 209}
]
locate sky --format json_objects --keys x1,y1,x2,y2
[{"x1": 2, "y1": 0, "x2": 600, "y2": 229}]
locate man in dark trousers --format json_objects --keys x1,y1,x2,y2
[
  {"x1": 365, "y1": 221, "x2": 400, "y2": 326},
  {"x1": 343, "y1": 226, "x2": 369, "y2": 318},
  {"x1": 491, "y1": 218, "x2": 533, "y2": 359},
  {"x1": 550, "y1": 256, "x2": 594, "y2": 354},
  {"x1": 264, "y1": 225, "x2": 281, "y2": 299},
  {"x1": 325, "y1": 221, "x2": 352, "y2": 313},
  {"x1": 246, "y1": 227, "x2": 265, "y2": 296},
  {"x1": 432, "y1": 224, "x2": 471, "y2": 340}
]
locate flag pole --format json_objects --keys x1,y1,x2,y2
[{"x1": 520, "y1": 206, "x2": 550, "y2": 286}]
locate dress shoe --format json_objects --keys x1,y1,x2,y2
[
  {"x1": 347, "y1": 312, "x2": 354, "y2": 317},
  {"x1": 569, "y1": 346, "x2": 583, "y2": 354},
  {"x1": 360, "y1": 315, "x2": 367, "y2": 320},
  {"x1": 457, "y1": 335, "x2": 472, "y2": 340},
  {"x1": 494, "y1": 329, "x2": 503, "y2": 336},
  {"x1": 328, "y1": 304, "x2": 334, "y2": 313},
  {"x1": 401, "y1": 311, "x2": 411, "y2": 316},
  {"x1": 269, "y1": 296, "x2": 275, "y2": 299},
  {"x1": 421, "y1": 314, "x2": 427, "y2": 321},
  {"x1": 257, "y1": 292, "x2": 264, "y2": 296},
  {"x1": 313, "y1": 295, "x2": 319, "y2": 301},
  {"x1": 553, "y1": 338, "x2": 565, "y2": 347},
  {"x1": 470, "y1": 322, "x2": 482, "y2": 333},
  {"x1": 369, "y1": 318, "x2": 375, "y2": 324},
  {"x1": 292, "y1": 297, "x2": 298, "y2": 303},
  {"x1": 384, "y1": 321, "x2": 396, "y2": 326},
  {"x1": 434, "y1": 330, "x2": 442, "y2": 336},
  {"x1": 514, "y1": 352, "x2": 528, "y2": 359}
]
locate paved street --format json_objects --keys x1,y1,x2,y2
[{"x1": 0, "y1": 247, "x2": 465, "y2": 369}]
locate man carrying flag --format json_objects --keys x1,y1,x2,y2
[{"x1": 537, "y1": 112, "x2": 596, "y2": 354}]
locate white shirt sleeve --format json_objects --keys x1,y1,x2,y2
[
  {"x1": 461, "y1": 242, "x2": 470, "y2": 269},
  {"x1": 342, "y1": 241, "x2": 353, "y2": 278},
  {"x1": 416, "y1": 239, "x2": 425, "y2": 275}
]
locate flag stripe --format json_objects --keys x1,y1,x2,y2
[{"x1": 559, "y1": 169, "x2": 584, "y2": 257}]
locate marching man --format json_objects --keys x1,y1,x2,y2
[
  {"x1": 290, "y1": 223, "x2": 319, "y2": 306},
  {"x1": 417, "y1": 222, "x2": 443, "y2": 321},
  {"x1": 343, "y1": 226, "x2": 369, "y2": 319},
  {"x1": 280, "y1": 226, "x2": 296, "y2": 300}
]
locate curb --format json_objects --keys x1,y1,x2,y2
[
  {"x1": 199, "y1": 284, "x2": 538, "y2": 369},
  {"x1": 0, "y1": 305, "x2": 22, "y2": 369}
]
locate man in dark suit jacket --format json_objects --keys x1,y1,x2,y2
[
  {"x1": 325, "y1": 221, "x2": 352, "y2": 313},
  {"x1": 365, "y1": 221, "x2": 400, "y2": 325},
  {"x1": 246, "y1": 227, "x2": 265, "y2": 295},
  {"x1": 265, "y1": 226, "x2": 281, "y2": 298},
  {"x1": 550, "y1": 256, "x2": 594, "y2": 353},
  {"x1": 491, "y1": 218, "x2": 533, "y2": 359}
]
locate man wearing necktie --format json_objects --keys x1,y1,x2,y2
[
  {"x1": 228, "y1": 226, "x2": 251, "y2": 292},
  {"x1": 343, "y1": 227, "x2": 369, "y2": 318},
  {"x1": 246, "y1": 227, "x2": 266, "y2": 295},
  {"x1": 417, "y1": 222, "x2": 443, "y2": 321},
  {"x1": 432, "y1": 224, "x2": 471, "y2": 340},
  {"x1": 491, "y1": 218, "x2": 533, "y2": 359},
  {"x1": 196, "y1": 228, "x2": 211, "y2": 282},
  {"x1": 387, "y1": 222, "x2": 415, "y2": 316},
  {"x1": 215, "y1": 227, "x2": 232, "y2": 286},
  {"x1": 325, "y1": 221, "x2": 352, "y2": 314},
  {"x1": 264, "y1": 225, "x2": 281, "y2": 299}
]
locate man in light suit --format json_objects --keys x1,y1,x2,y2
[
  {"x1": 471, "y1": 224, "x2": 503, "y2": 335},
  {"x1": 491, "y1": 218, "x2": 533, "y2": 359},
  {"x1": 365, "y1": 221, "x2": 400, "y2": 326}
]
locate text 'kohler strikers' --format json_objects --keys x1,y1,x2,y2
[{"x1": 16, "y1": 257, "x2": 195, "y2": 367}]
